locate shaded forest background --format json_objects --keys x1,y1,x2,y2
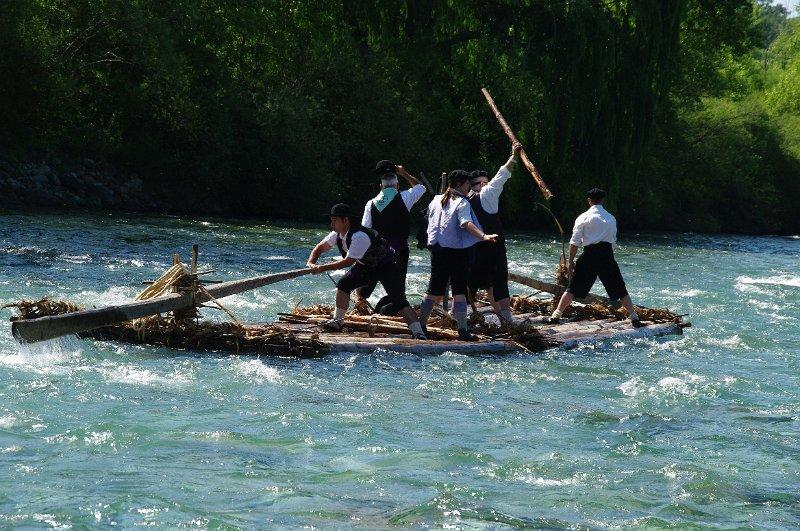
[{"x1": 1, "y1": 0, "x2": 799, "y2": 233}]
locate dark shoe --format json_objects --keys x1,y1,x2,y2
[
  {"x1": 458, "y1": 328, "x2": 477, "y2": 341},
  {"x1": 323, "y1": 319, "x2": 343, "y2": 332},
  {"x1": 543, "y1": 316, "x2": 561, "y2": 324},
  {"x1": 631, "y1": 319, "x2": 646, "y2": 328},
  {"x1": 413, "y1": 332, "x2": 428, "y2": 340}
]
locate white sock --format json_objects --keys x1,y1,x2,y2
[
  {"x1": 409, "y1": 321, "x2": 425, "y2": 337},
  {"x1": 334, "y1": 307, "x2": 347, "y2": 321},
  {"x1": 551, "y1": 309, "x2": 563, "y2": 319},
  {"x1": 500, "y1": 308, "x2": 514, "y2": 324}
]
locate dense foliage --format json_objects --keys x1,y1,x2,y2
[{"x1": 1, "y1": 0, "x2": 798, "y2": 233}]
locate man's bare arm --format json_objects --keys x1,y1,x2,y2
[
  {"x1": 306, "y1": 242, "x2": 332, "y2": 268},
  {"x1": 315, "y1": 257, "x2": 357, "y2": 273}
]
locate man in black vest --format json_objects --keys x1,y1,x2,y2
[
  {"x1": 467, "y1": 142, "x2": 521, "y2": 324},
  {"x1": 358, "y1": 160, "x2": 426, "y2": 314},
  {"x1": 306, "y1": 203, "x2": 427, "y2": 339}
]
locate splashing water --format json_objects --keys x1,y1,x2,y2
[{"x1": 0, "y1": 213, "x2": 798, "y2": 528}]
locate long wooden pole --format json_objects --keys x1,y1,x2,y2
[
  {"x1": 508, "y1": 272, "x2": 609, "y2": 305},
  {"x1": 12, "y1": 268, "x2": 313, "y2": 344},
  {"x1": 481, "y1": 88, "x2": 553, "y2": 200}
]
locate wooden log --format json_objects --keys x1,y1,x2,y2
[
  {"x1": 301, "y1": 316, "x2": 461, "y2": 341},
  {"x1": 508, "y1": 272, "x2": 611, "y2": 305},
  {"x1": 191, "y1": 244, "x2": 198, "y2": 274},
  {"x1": 481, "y1": 88, "x2": 553, "y2": 200},
  {"x1": 12, "y1": 268, "x2": 313, "y2": 344}
]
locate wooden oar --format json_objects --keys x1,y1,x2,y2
[
  {"x1": 12, "y1": 268, "x2": 313, "y2": 344},
  {"x1": 481, "y1": 88, "x2": 553, "y2": 200}
]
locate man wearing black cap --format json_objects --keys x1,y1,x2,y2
[
  {"x1": 305, "y1": 203, "x2": 427, "y2": 339},
  {"x1": 358, "y1": 160, "x2": 427, "y2": 314},
  {"x1": 467, "y1": 142, "x2": 521, "y2": 324},
  {"x1": 547, "y1": 188, "x2": 644, "y2": 327}
]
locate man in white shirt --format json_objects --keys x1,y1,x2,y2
[
  {"x1": 306, "y1": 203, "x2": 427, "y2": 339},
  {"x1": 548, "y1": 188, "x2": 644, "y2": 327},
  {"x1": 358, "y1": 160, "x2": 427, "y2": 314},
  {"x1": 467, "y1": 142, "x2": 521, "y2": 323}
]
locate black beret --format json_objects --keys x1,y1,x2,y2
[{"x1": 374, "y1": 160, "x2": 396, "y2": 176}]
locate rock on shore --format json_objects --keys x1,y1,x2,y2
[{"x1": 0, "y1": 157, "x2": 164, "y2": 212}]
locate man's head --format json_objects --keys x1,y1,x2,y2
[
  {"x1": 329, "y1": 203, "x2": 352, "y2": 233},
  {"x1": 375, "y1": 160, "x2": 399, "y2": 190},
  {"x1": 586, "y1": 188, "x2": 606, "y2": 205},
  {"x1": 469, "y1": 170, "x2": 489, "y2": 192}
]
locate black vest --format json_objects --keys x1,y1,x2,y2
[
  {"x1": 336, "y1": 226, "x2": 390, "y2": 268},
  {"x1": 370, "y1": 193, "x2": 410, "y2": 240},
  {"x1": 469, "y1": 194, "x2": 503, "y2": 236}
]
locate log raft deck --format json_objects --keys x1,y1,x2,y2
[
  {"x1": 9, "y1": 262, "x2": 690, "y2": 355},
  {"x1": 280, "y1": 315, "x2": 686, "y2": 355}
]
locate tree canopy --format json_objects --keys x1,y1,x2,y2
[{"x1": 1, "y1": 0, "x2": 798, "y2": 233}]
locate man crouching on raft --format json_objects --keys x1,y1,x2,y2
[
  {"x1": 306, "y1": 203, "x2": 427, "y2": 339},
  {"x1": 547, "y1": 188, "x2": 644, "y2": 327},
  {"x1": 467, "y1": 141, "x2": 522, "y2": 324},
  {"x1": 419, "y1": 171, "x2": 499, "y2": 341}
]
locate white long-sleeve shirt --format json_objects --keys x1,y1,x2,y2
[
  {"x1": 361, "y1": 184, "x2": 426, "y2": 228},
  {"x1": 569, "y1": 205, "x2": 617, "y2": 247},
  {"x1": 476, "y1": 165, "x2": 512, "y2": 214}
]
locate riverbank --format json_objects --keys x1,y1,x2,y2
[{"x1": 0, "y1": 157, "x2": 163, "y2": 212}]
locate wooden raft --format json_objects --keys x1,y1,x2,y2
[{"x1": 272, "y1": 313, "x2": 686, "y2": 355}]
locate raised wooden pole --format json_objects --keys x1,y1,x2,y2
[
  {"x1": 12, "y1": 268, "x2": 313, "y2": 343},
  {"x1": 191, "y1": 245, "x2": 198, "y2": 274},
  {"x1": 481, "y1": 88, "x2": 553, "y2": 200}
]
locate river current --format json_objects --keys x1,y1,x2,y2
[{"x1": 0, "y1": 212, "x2": 798, "y2": 528}]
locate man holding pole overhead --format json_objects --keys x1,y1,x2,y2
[
  {"x1": 467, "y1": 141, "x2": 521, "y2": 324},
  {"x1": 358, "y1": 160, "x2": 426, "y2": 314}
]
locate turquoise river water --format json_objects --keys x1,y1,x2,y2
[{"x1": 0, "y1": 212, "x2": 798, "y2": 528}]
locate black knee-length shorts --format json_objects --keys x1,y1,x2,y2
[
  {"x1": 337, "y1": 258, "x2": 410, "y2": 309},
  {"x1": 468, "y1": 239, "x2": 510, "y2": 301},
  {"x1": 426, "y1": 245, "x2": 469, "y2": 297},
  {"x1": 567, "y1": 242, "x2": 628, "y2": 301}
]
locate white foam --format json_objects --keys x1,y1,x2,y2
[
  {"x1": 619, "y1": 373, "x2": 707, "y2": 399},
  {"x1": 0, "y1": 414, "x2": 17, "y2": 428},
  {"x1": 62, "y1": 254, "x2": 92, "y2": 264},
  {"x1": 705, "y1": 335, "x2": 749, "y2": 349},
  {"x1": 84, "y1": 431, "x2": 113, "y2": 445},
  {"x1": 230, "y1": 358, "x2": 281, "y2": 383},
  {"x1": 96, "y1": 362, "x2": 194, "y2": 387},
  {"x1": 659, "y1": 288, "x2": 705, "y2": 297},
  {"x1": 736, "y1": 275, "x2": 800, "y2": 288},
  {"x1": 76, "y1": 286, "x2": 137, "y2": 307},
  {"x1": 0, "y1": 337, "x2": 84, "y2": 375},
  {"x1": 262, "y1": 255, "x2": 293, "y2": 261}
]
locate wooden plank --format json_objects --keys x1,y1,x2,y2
[
  {"x1": 12, "y1": 268, "x2": 312, "y2": 343},
  {"x1": 508, "y1": 272, "x2": 611, "y2": 305}
]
